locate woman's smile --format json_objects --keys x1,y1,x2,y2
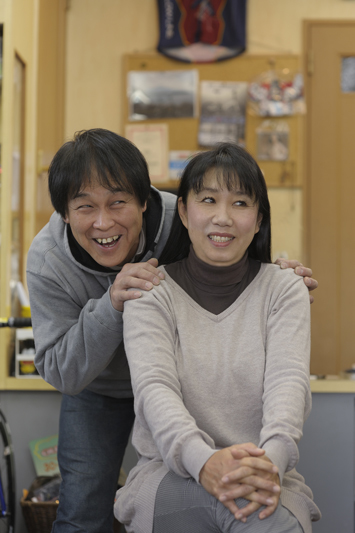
[{"x1": 208, "y1": 233, "x2": 234, "y2": 244}]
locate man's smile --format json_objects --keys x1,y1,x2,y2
[{"x1": 94, "y1": 235, "x2": 120, "y2": 245}]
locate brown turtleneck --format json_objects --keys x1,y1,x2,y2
[{"x1": 165, "y1": 246, "x2": 261, "y2": 315}]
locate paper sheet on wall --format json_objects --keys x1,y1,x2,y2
[{"x1": 125, "y1": 123, "x2": 169, "y2": 183}]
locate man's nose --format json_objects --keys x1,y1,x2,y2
[{"x1": 92, "y1": 209, "x2": 115, "y2": 230}]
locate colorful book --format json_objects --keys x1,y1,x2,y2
[{"x1": 29, "y1": 435, "x2": 60, "y2": 476}]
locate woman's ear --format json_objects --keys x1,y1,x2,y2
[
  {"x1": 255, "y1": 213, "x2": 263, "y2": 234},
  {"x1": 177, "y1": 197, "x2": 188, "y2": 229}
]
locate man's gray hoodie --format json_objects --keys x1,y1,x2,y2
[{"x1": 26, "y1": 187, "x2": 176, "y2": 398}]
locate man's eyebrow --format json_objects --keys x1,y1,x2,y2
[
  {"x1": 71, "y1": 188, "x2": 128, "y2": 200},
  {"x1": 72, "y1": 191, "x2": 89, "y2": 200}
]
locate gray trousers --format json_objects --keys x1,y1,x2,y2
[{"x1": 153, "y1": 471, "x2": 304, "y2": 533}]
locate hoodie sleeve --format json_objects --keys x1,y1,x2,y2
[{"x1": 27, "y1": 262, "x2": 124, "y2": 395}]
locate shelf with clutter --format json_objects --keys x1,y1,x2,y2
[{"x1": 0, "y1": 283, "x2": 55, "y2": 391}]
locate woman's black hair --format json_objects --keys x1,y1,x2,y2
[
  {"x1": 159, "y1": 142, "x2": 271, "y2": 265},
  {"x1": 48, "y1": 128, "x2": 151, "y2": 218}
]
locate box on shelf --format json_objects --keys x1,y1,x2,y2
[{"x1": 15, "y1": 328, "x2": 38, "y2": 378}]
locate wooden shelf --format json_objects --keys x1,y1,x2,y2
[
  {"x1": 152, "y1": 180, "x2": 179, "y2": 192},
  {"x1": 310, "y1": 379, "x2": 355, "y2": 393},
  {"x1": 3, "y1": 376, "x2": 56, "y2": 391}
]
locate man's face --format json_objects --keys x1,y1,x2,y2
[{"x1": 64, "y1": 183, "x2": 146, "y2": 268}]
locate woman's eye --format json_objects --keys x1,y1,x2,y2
[
  {"x1": 202, "y1": 196, "x2": 215, "y2": 203},
  {"x1": 235, "y1": 200, "x2": 247, "y2": 206}
]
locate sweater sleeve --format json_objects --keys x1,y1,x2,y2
[
  {"x1": 27, "y1": 270, "x2": 124, "y2": 395},
  {"x1": 123, "y1": 285, "x2": 216, "y2": 482},
  {"x1": 259, "y1": 270, "x2": 311, "y2": 482}
]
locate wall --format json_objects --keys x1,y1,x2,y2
[
  {"x1": 248, "y1": 0, "x2": 355, "y2": 54},
  {"x1": 65, "y1": 0, "x2": 355, "y2": 138},
  {"x1": 64, "y1": 0, "x2": 355, "y2": 263}
]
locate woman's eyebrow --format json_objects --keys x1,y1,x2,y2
[{"x1": 200, "y1": 186, "x2": 252, "y2": 197}]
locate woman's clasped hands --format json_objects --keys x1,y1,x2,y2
[{"x1": 199, "y1": 442, "x2": 281, "y2": 523}]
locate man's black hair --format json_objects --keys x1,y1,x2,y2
[{"x1": 48, "y1": 128, "x2": 151, "y2": 218}]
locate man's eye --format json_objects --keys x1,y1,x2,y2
[{"x1": 76, "y1": 204, "x2": 92, "y2": 209}]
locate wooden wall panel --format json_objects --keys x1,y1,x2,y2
[{"x1": 36, "y1": 0, "x2": 66, "y2": 234}]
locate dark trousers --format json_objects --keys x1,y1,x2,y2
[{"x1": 52, "y1": 389, "x2": 135, "y2": 533}]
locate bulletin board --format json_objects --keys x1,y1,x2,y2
[{"x1": 122, "y1": 53, "x2": 304, "y2": 190}]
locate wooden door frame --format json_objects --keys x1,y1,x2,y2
[{"x1": 302, "y1": 19, "x2": 355, "y2": 267}]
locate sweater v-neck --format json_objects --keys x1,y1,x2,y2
[{"x1": 164, "y1": 246, "x2": 260, "y2": 315}]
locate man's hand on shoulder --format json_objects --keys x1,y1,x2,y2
[
  {"x1": 274, "y1": 258, "x2": 318, "y2": 304},
  {"x1": 110, "y1": 258, "x2": 164, "y2": 312}
]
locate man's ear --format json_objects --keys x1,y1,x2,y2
[
  {"x1": 63, "y1": 214, "x2": 69, "y2": 224},
  {"x1": 177, "y1": 197, "x2": 188, "y2": 229}
]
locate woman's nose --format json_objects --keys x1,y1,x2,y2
[{"x1": 212, "y1": 205, "x2": 232, "y2": 226}]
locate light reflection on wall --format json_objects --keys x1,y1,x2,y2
[{"x1": 11, "y1": 54, "x2": 25, "y2": 314}]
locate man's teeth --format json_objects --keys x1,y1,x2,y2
[
  {"x1": 95, "y1": 236, "x2": 119, "y2": 244},
  {"x1": 209, "y1": 235, "x2": 233, "y2": 242}
]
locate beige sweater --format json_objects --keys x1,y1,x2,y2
[{"x1": 114, "y1": 263, "x2": 321, "y2": 532}]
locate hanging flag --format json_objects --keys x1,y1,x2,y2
[{"x1": 157, "y1": 0, "x2": 247, "y2": 63}]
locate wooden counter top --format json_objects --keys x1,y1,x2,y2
[{"x1": 310, "y1": 378, "x2": 355, "y2": 393}]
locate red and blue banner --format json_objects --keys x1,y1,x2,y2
[{"x1": 157, "y1": 0, "x2": 247, "y2": 63}]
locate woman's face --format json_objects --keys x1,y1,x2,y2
[{"x1": 178, "y1": 169, "x2": 262, "y2": 267}]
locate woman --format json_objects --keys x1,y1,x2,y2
[{"x1": 114, "y1": 143, "x2": 321, "y2": 532}]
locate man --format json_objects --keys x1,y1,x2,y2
[{"x1": 27, "y1": 129, "x2": 317, "y2": 533}]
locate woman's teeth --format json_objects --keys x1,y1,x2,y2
[
  {"x1": 209, "y1": 235, "x2": 233, "y2": 242},
  {"x1": 95, "y1": 236, "x2": 119, "y2": 244}
]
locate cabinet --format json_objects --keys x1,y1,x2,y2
[{"x1": 298, "y1": 387, "x2": 355, "y2": 532}]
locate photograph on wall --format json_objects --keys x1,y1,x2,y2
[
  {"x1": 256, "y1": 120, "x2": 289, "y2": 161},
  {"x1": 198, "y1": 81, "x2": 248, "y2": 147},
  {"x1": 127, "y1": 70, "x2": 198, "y2": 120}
]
